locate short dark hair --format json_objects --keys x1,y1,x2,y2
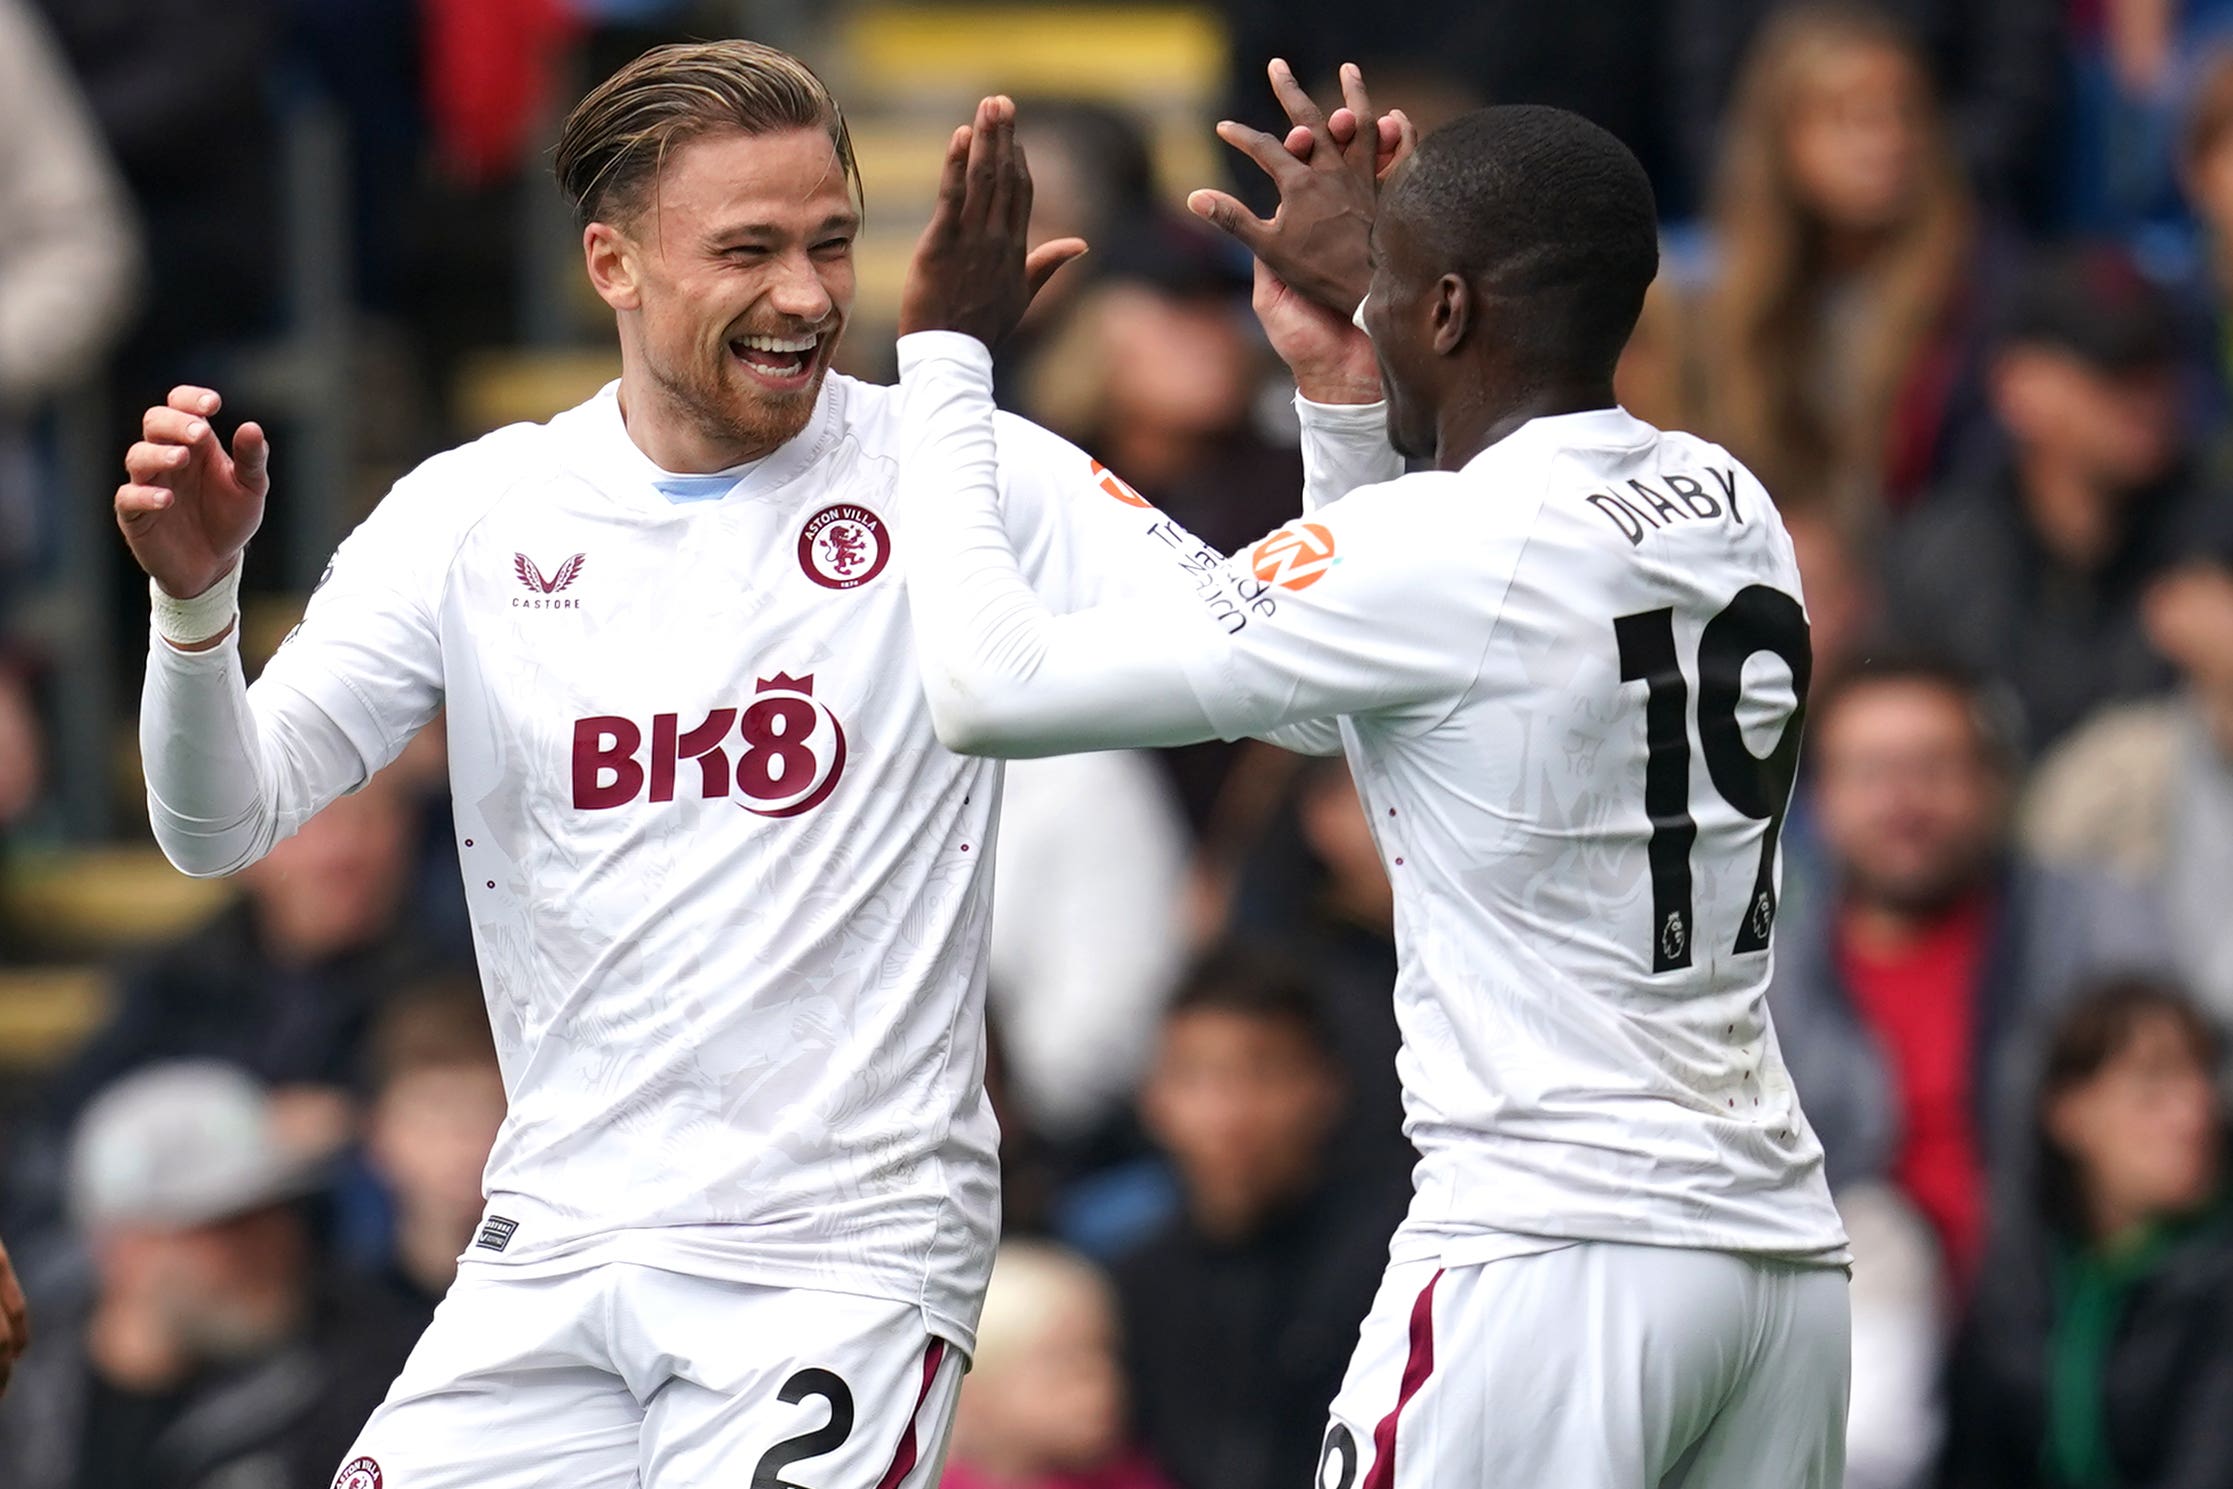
[
  {"x1": 1164, "y1": 947, "x2": 1338, "y2": 1063},
  {"x1": 2034, "y1": 976, "x2": 2224, "y2": 1238},
  {"x1": 1806, "y1": 652, "x2": 2024, "y2": 770},
  {"x1": 1995, "y1": 244, "x2": 2180, "y2": 372},
  {"x1": 1386, "y1": 105, "x2": 1659, "y2": 378}
]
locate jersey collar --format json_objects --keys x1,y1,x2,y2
[
  {"x1": 1465, "y1": 405, "x2": 1656, "y2": 473},
  {"x1": 574, "y1": 376, "x2": 847, "y2": 514}
]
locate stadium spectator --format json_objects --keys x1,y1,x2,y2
[
  {"x1": 945, "y1": 1242, "x2": 1176, "y2": 1489},
  {"x1": 2024, "y1": 554, "x2": 2233, "y2": 1023},
  {"x1": 1670, "y1": 0, "x2": 2064, "y2": 228},
  {"x1": 30, "y1": 0, "x2": 281, "y2": 383},
  {"x1": 1223, "y1": 759, "x2": 1408, "y2": 1178},
  {"x1": 2177, "y1": 46, "x2": 2233, "y2": 411},
  {"x1": 1110, "y1": 951, "x2": 1405, "y2": 1489},
  {"x1": 0, "y1": 665, "x2": 43, "y2": 840},
  {"x1": 1941, "y1": 978, "x2": 2233, "y2": 1489},
  {"x1": 1770, "y1": 658, "x2": 2167, "y2": 1283},
  {"x1": 1887, "y1": 246, "x2": 2233, "y2": 754},
  {"x1": 1012, "y1": 246, "x2": 1312, "y2": 828},
  {"x1": 991, "y1": 752, "x2": 1189, "y2": 1148},
  {"x1": 1838, "y1": 1182, "x2": 1947, "y2": 1489},
  {"x1": 995, "y1": 100, "x2": 1163, "y2": 407},
  {"x1": 0, "y1": 0, "x2": 131, "y2": 404},
  {"x1": 0, "y1": 1062, "x2": 419, "y2": 1489},
  {"x1": 51, "y1": 766, "x2": 439, "y2": 1119},
  {"x1": 358, "y1": 974, "x2": 503, "y2": 1323},
  {"x1": 2059, "y1": 0, "x2": 2233, "y2": 236},
  {"x1": 0, "y1": 0, "x2": 141, "y2": 575},
  {"x1": 1782, "y1": 503, "x2": 1880, "y2": 683},
  {"x1": 1690, "y1": 2, "x2": 1984, "y2": 516},
  {"x1": 1017, "y1": 249, "x2": 1303, "y2": 559},
  {"x1": 5, "y1": 767, "x2": 452, "y2": 1248}
]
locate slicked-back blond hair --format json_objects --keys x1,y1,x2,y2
[{"x1": 554, "y1": 40, "x2": 861, "y2": 230}]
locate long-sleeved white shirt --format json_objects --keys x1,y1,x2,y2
[
  {"x1": 898, "y1": 329, "x2": 1848, "y2": 1264},
  {"x1": 139, "y1": 367, "x2": 1398, "y2": 1348}
]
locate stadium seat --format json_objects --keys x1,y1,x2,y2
[
  {"x1": 2, "y1": 848, "x2": 230, "y2": 961},
  {"x1": 0, "y1": 966, "x2": 112, "y2": 1072}
]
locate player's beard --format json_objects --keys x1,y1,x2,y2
[{"x1": 650, "y1": 326, "x2": 839, "y2": 461}]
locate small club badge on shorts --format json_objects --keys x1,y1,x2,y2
[
  {"x1": 334, "y1": 1456, "x2": 383, "y2": 1489},
  {"x1": 798, "y1": 504, "x2": 890, "y2": 590}
]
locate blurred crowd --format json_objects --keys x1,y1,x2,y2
[{"x1": 3, "y1": 1, "x2": 2233, "y2": 1486}]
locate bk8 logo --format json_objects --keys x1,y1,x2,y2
[{"x1": 572, "y1": 673, "x2": 847, "y2": 817}]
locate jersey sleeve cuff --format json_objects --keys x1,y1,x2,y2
[
  {"x1": 1295, "y1": 394, "x2": 1390, "y2": 428},
  {"x1": 896, "y1": 330, "x2": 995, "y2": 380},
  {"x1": 148, "y1": 619, "x2": 242, "y2": 665}
]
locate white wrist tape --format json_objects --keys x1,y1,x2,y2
[{"x1": 150, "y1": 561, "x2": 242, "y2": 646}]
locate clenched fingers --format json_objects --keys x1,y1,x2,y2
[
  {"x1": 125, "y1": 440, "x2": 191, "y2": 483},
  {"x1": 142, "y1": 405, "x2": 214, "y2": 449},
  {"x1": 115, "y1": 483, "x2": 176, "y2": 522}
]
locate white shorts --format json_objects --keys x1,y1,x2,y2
[
  {"x1": 1321, "y1": 1243, "x2": 1850, "y2": 1489},
  {"x1": 327, "y1": 1261, "x2": 965, "y2": 1489}
]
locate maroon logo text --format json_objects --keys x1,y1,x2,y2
[
  {"x1": 798, "y1": 505, "x2": 890, "y2": 590},
  {"x1": 573, "y1": 674, "x2": 847, "y2": 817}
]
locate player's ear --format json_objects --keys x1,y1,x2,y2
[
  {"x1": 1430, "y1": 273, "x2": 1470, "y2": 357},
  {"x1": 584, "y1": 221, "x2": 643, "y2": 313}
]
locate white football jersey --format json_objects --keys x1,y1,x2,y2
[
  {"x1": 142, "y1": 372, "x2": 1387, "y2": 1352},
  {"x1": 900, "y1": 339, "x2": 1851, "y2": 1265},
  {"x1": 1188, "y1": 411, "x2": 1849, "y2": 1262}
]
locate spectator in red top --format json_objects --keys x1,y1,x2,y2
[{"x1": 1769, "y1": 657, "x2": 2167, "y2": 1283}]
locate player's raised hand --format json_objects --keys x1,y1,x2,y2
[
  {"x1": 1188, "y1": 60, "x2": 1408, "y2": 316},
  {"x1": 115, "y1": 386, "x2": 269, "y2": 602},
  {"x1": 1281, "y1": 101, "x2": 1414, "y2": 182},
  {"x1": 899, "y1": 96, "x2": 1088, "y2": 346},
  {"x1": 1232, "y1": 69, "x2": 1406, "y2": 403}
]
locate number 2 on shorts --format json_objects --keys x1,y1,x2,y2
[{"x1": 750, "y1": 1369, "x2": 855, "y2": 1489}]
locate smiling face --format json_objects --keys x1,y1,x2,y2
[{"x1": 587, "y1": 126, "x2": 858, "y2": 468}]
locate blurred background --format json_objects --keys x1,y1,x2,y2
[{"x1": 0, "y1": 0, "x2": 2231, "y2": 1485}]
